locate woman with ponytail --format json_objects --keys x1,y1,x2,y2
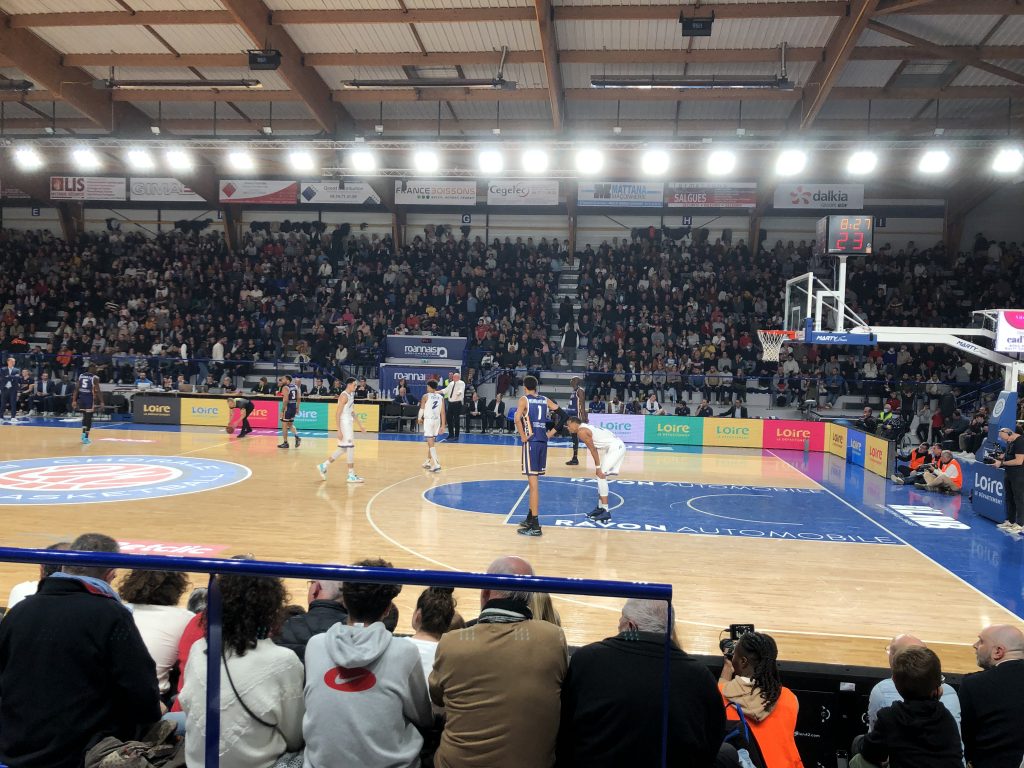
[
  {"x1": 409, "y1": 587, "x2": 458, "y2": 681},
  {"x1": 719, "y1": 631, "x2": 803, "y2": 768}
]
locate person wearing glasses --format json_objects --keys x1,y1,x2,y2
[{"x1": 993, "y1": 427, "x2": 1024, "y2": 534}]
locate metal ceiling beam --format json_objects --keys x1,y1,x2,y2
[
  {"x1": 798, "y1": 0, "x2": 883, "y2": 131},
  {"x1": 867, "y1": 20, "x2": 1024, "y2": 86},
  {"x1": 0, "y1": 12, "x2": 151, "y2": 133},
  {"x1": 874, "y1": 0, "x2": 939, "y2": 14},
  {"x1": 217, "y1": 0, "x2": 352, "y2": 135},
  {"x1": 533, "y1": 0, "x2": 564, "y2": 130},
  {"x1": 10, "y1": 1, "x2": 1023, "y2": 28}
]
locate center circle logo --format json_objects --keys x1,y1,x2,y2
[{"x1": 0, "y1": 456, "x2": 251, "y2": 505}]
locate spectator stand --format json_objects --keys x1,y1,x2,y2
[{"x1": 0, "y1": 546, "x2": 672, "y2": 768}]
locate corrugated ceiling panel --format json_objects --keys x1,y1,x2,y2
[
  {"x1": 988, "y1": 16, "x2": 1024, "y2": 46},
  {"x1": 855, "y1": 28, "x2": 908, "y2": 47},
  {"x1": 31, "y1": 25, "x2": 166, "y2": 53},
  {"x1": 0, "y1": 0, "x2": 121, "y2": 11},
  {"x1": 556, "y1": 17, "x2": 835, "y2": 51},
  {"x1": 198, "y1": 67, "x2": 292, "y2": 90},
  {"x1": 818, "y1": 99, "x2": 929, "y2": 120},
  {"x1": 148, "y1": 24, "x2": 256, "y2": 53},
  {"x1": 236, "y1": 101, "x2": 315, "y2": 119},
  {"x1": 406, "y1": 0, "x2": 531, "y2": 7},
  {"x1": 462, "y1": 62, "x2": 547, "y2": 88},
  {"x1": 413, "y1": 20, "x2": 540, "y2": 51},
  {"x1": 0, "y1": 66, "x2": 30, "y2": 79},
  {"x1": 560, "y1": 61, "x2": 808, "y2": 87},
  {"x1": 836, "y1": 60, "x2": 903, "y2": 88},
  {"x1": 316, "y1": 66, "x2": 411, "y2": 85},
  {"x1": 125, "y1": 0, "x2": 225, "y2": 9},
  {"x1": 450, "y1": 99, "x2": 550, "y2": 119},
  {"x1": 734, "y1": 100, "x2": 794, "y2": 119},
  {"x1": 555, "y1": 0, "x2": 833, "y2": 5},
  {"x1": 877, "y1": 14, "x2": 1005, "y2": 46},
  {"x1": 952, "y1": 61, "x2": 1024, "y2": 87},
  {"x1": 675, "y1": 100, "x2": 743, "y2": 120},
  {"x1": 936, "y1": 98, "x2": 1008, "y2": 119},
  {"x1": 265, "y1": 0, "x2": 400, "y2": 8},
  {"x1": 286, "y1": 23, "x2": 421, "y2": 52}
]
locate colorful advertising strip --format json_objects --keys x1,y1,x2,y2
[
  {"x1": 588, "y1": 414, "x2": 646, "y2": 444},
  {"x1": 643, "y1": 416, "x2": 704, "y2": 445},
  {"x1": 180, "y1": 397, "x2": 232, "y2": 426},
  {"x1": 705, "y1": 418, "x2": 764, "y2": 448},
  {"x1": 827, "y1": 422, "x2": 848, "y2": 458},
  {"x1": 134, "y1": 395, "x2": 379, "y2": 432},
  {"x1": 762, "y1": 420, "x2": 825, "y2": 451},
  {"x1": 664, "y1": 182, "x2": 757, "y2": 208}
]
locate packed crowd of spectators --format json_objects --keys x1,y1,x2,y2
[{"x1": 1, "y1": 533, "x2": 1022, "y2": 768}]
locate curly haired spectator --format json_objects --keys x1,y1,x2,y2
[
  {"x1": 409, "y1": 586, "x2": 458, "y2": 682},
  {"x1": 180, "y1": 573, "x2": 304, "y2": 768},
  {"x1": 119, "y1": 569, "x2": 194, "y2": 695}
]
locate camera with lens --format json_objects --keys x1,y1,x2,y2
[
  {"x1": 983, "y1": 448, "x2": 1006, "y2": 465},
  {"x1": 719, "y1": 623, "x2": 755, "y2": 660}
]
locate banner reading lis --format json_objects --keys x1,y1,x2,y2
[
  {"x1": 643, "y1": 416, "x2": 704, "y2": 446},
  {"x1": 132, "y1": 395, "x2": 180, "y2": 425}
]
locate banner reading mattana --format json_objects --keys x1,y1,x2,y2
[{"x1": 664, "y1": 182, "x2": 757, "y2": 208}]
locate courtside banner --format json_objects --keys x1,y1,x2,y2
[
  {"x1": 988, "y1": 390, "x2": 1018, "y2": 441},
  {"x1": 300, "y1": 180, "x2": 381, "y2": 205},
  {"x1": 354, "y1": 403, "x2": 380, "y2": 432},
  {"x1": 395, "y1": 180, "x2": 477, "y2": 206},
  {"x1": 180, "y1": 397, "x2": 232, "y2": 426},
  {"x1": 773, "y1": 183, "x2": 864, "y2": 210},
  {"x1": 644, "y1": 416, "x2": 704, "y2": 446},
  {"x1": 294, "y1": 401, "x2": 331, "y2": 431},
  {"x1": 577, "y1": 181, "x2": 664, "y2": 208},
  {"x1": 50, "y1": 176, "x2": 126, "y2": 201},
  {"x1": 970, "y1": 461, "x2": 1007, "y2": 523},
  {"x1": 827, "y1": 422, "x2": 848, "y2": 459},
  {"x1": 589, "y1": 414, "x2": 645, "y2": 444},
  {"x1": 378, "y1": 364, "x2": 450, "y2": 398},
  {"x1": 705, "y1": 418, "x2": 763, "y2": 448},
  {"x1": 847, "y1": 429, "x2": 866, "y2": 466},
  {"x1": 129, "y1": 177, "x2": 204, "y2": 202},
  {"x1": 132, "y1": 395, "x2": 180, "y2": 425},
  {"x1": 865, "y1": 434, "x2": 891, "y2": 478},
  {"x1": 247, "y1": 399, "x2": 279, "y2": 429},
  {"x1": 487, "y1": 179, "x2": 559, "y2": 206},
  {"x1": 385, "y1": 335, "x2": 467, "y2": 363},
  {"x1": 219, "y1": 179, "x2": 298, "y2": 205},
  {"x1": 664, "y1": 182, "x2": 757, "y2": 208},
  {"x1": 763, "y1": 420, "x2": 825, "y2": 451}
]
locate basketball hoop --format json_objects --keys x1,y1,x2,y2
[{"x1": 758, "y1": 330, "x2": 797, "y2": 362}]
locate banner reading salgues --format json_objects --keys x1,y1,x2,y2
[
  {"x1": 773, "y1": 183, "x2": 864, "y2": 210},
  {"x1": 487, "y1": 179, "x2": 559, "y2": 207},
  {"x1": 300, "y1": 180, "x2": 381, "y2": 205},
  {"x1": 395, "y1": 180, "x2": 477, "y2": 206},
  {"x1": 130, "y1": 177, "x2": 204, "y2": 202},
  {"x1": 577, "y1": 181, "x2": 664, "y2": 208},
  {"x1": 219, "y1": 179, "x2": 298, "y2": 205},
  {"x1": 50, "y1": 176, "x2": 126, "y2": 201},
  {"x1": 665, "y1": 182, "x2": 757, "y2": 208}
]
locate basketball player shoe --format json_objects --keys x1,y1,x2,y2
[
  {"x1": 317, "y1": 462, "x2": 329, "y2": 480},
  {"x1": 517, "y1": 515, "x2": 542, "y2": 536},
  {"x1": 566, "y1": 457, "x2": 579, "y2": 466},
  {"x1": 295, "y1": 436, "x2": 302, "y2": 448},
  {"x1": 587, "y1": 506, "x2": 611, "y2": 522},
  {"x1": 347, "y1": 472, "x2": 364, "y2": 484}
]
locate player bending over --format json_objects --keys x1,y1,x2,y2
[
  {"x1": 318, "y1": 377, "x2": 366, "y2": 484},
  {"x1": 515, "y1": 375, "x2": 567, "y2": 537},
  {"x1": 277, "y1": 374, "x2": 301, "y2": 449},
  {"x1": 72, "y1": 365, "x2": 102, "y2": 445},
  {"x1": 567, "y1": 417, "x2": 626, "y2": 522},
  {"x1": 418, "y1": 380, "x2": 447, "y2": 472}
]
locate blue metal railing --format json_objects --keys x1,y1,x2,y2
[{"x1": 0, "y1": 547, "x2": 673, "y2": 768}]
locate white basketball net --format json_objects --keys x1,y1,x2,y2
[{"x1": 758, "y1": 330, "x2": 790, "y2": 362}]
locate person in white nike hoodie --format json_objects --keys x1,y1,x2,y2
[{"x1": 302, "y1": 558, "x2": 433, "y2": 768}]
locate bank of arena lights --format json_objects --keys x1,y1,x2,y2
[
  {"x1": 227, "y1": 149, "x2": 254, "y2": 172},
  {"x1": 13, "y1": 146, "x2": 43, "y2": 171},
  {"x1": 641, "y1": 148, "x2": 671, "y2": 176},
  {"x1": 71, "y1": 147, "x2": 101, "y2": 171},
  {"x1": 575, "y1": 147, "x2": 604, "y2": 175},
  {"x1": 413, "y1": 148, "x2": 441, "y2": 174},
  {"x1": 707, "y1": 149, "x2": 736, "y2": 176},
  {"x1": 126, "y1": 148, "x2": 155, "y2": 171},
  {"x1": 918, "y1": 149, "x2": 950, "y2": 174},
  {"x1": 775, "y1": 149, "x2": 806, "y2": 177},
  {"x1": 165, "y1": 148, "x2": 193, "y2": 172},
  {"x1": 521, "y1": 147, "x2": 549, "y2": 174},
  {"x1": 350, "y1": 148, "x2": 377, "y2": 174},
  {"x1": 478, "y1": 148, "x2": 504, "y2": 174},
  {"x1": 992, "y1": 147, "x2": 1023, "y2": 174},
  {"x1": 288, "y1": 150, "x2": 315, "y2": 173},
  {"x1": 846, "y1": 150, "x2": 878, "y2": 176}
]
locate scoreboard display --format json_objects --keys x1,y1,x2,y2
[{"x1": 817, "y1": 215, "x2": 873, "y2": 255}]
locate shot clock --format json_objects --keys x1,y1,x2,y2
[{"x1": 816, "y1": 215, "x2": 873, "y2": 255}]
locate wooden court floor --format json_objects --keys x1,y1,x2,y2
[{"x1": 1, "y1": 424, "x2": 1021, "y2": 674}]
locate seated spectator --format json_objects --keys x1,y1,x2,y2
[
  {"x1": 408, "y1": 587, "x2": 458, "y2": 681},
  {"x1": 940, "y1": 409, "x2": 969, "y2": 449},
  {"x1": 430, "y1": 555, "x2": 568, "y2": 767},
  {"x1": 891, "y1": 442, "x2": 932, "y2": 483},
  {"x1": 695, "y1": 399, "x2": 714, "y2": 418},
  {"x1": 180, "y1": 573, "x2": 304, "y2": 768},
  {"x1": 675, "y1": 401, "x2": 692, "y2": 416},
  {"x1": 530, "y1": 592, "x2": 562, "y2": 626},
  {"x1": 643, "y1": 393, "x2": 664, "y2": 416},
  {"x1": 719, "y1": 399, "x2": 749, "y2": 418},
  {"x1": 855, "y1": 407, "x2": 878, "y2": 434},
  {"x1": 852, "y1": 646, "x2": 962, "y2": 768},
  {"x1": 119, "y1": 569, "x2": 194, "y2": 696},
  {"x1": 918, "y1": 450, "x2": 963, "y2": 494},
  {"x1": 393, "y1": 383, "x2": 416, "y2": 405},
  {"x1": 466, "y1": 391, "x2": 486, "y2": 432},
  {"x1": 303, "y1": 558, "x2": 431, "y2": 768},
  {"x1": 558, "y1": 599, "x2": 724, "y2": 767},
  {"x1": 252, "y1": 376, "x2": 274, "y2": 395},
  {"x1": 719, "y1": 631, "x2": 802, "y2": 768},
  {"x1": 867, "y1": 634, "x2": 961, "y2": 733},
  {"x1": 274, "y1": 579, "x2": 348, "y2": 663},
  {"x1": 0, "y1": 533, "x2": 160, "y2": 768},
  {"x1": 959, "y1": 625, "x2": 1024, "y2": 768},
  {"x1": 959, "y1": 412, "x2": 989, "y2": 456},
  {"x1": 6, "y1": 540, "x2": 69, "y2": 608},
  {"x1": 485, "y1": 393, "x2": 506, "y2": 432}
]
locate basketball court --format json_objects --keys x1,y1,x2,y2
[{"x1": 1, "y1": 419, "x2": 1021, "y2": 674}]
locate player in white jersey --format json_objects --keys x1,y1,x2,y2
[
  {"x1": 318, "y1": 377, "x2": 366, "y2": 483},
  {"x1": 418, "y1": 379, "x2": 447, "y2": 472},
  {"x1": 566, "y1": 417, "x2": 626, "y2": 522}
]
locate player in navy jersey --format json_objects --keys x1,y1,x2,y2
[
  {"x1": 277, "y1": 374, "x2": 302, "y2": 449},
  {"x1": 71, "y1": 365, "x2": 103, "y2": 445},
  {"x1": 565, "y1": 375, "x2": 588, "y2": 466},
  {"x1": 515, "y1": 375, "x2": 564, "y2": 537}
]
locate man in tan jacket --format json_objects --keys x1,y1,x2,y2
[{"x1": 429, "y1": 555, "x2": 568, "y2": 768}]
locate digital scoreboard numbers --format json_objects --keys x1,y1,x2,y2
[{"x1": 820, "y1": 215, "x2": 873, "y2": 255}]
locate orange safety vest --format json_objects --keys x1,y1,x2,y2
[
  {"x1": 937, "y1": 458, "x2": 963, "y2": 488},
  {"x1": 909, "y1": 450, "x2": 928, "y2": 470},
  {"x1": 722, "y1": 685, "x2": 804, "y2": 768}
]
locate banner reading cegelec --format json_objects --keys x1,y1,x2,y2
[
  {"x1": 588, "y1": 414, "x2": 646, "y2": 444},
  {"x1": 705, "y1": 418, "x2": 763, "y2": 448},
  {"x1": 643, "y1": 416, "x2": 704, "y2": 446}
]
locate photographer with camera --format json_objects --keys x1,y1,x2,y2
[
  {"x1": 993, "y1": 427, "x2": 1024, "y2": 534},
  {"x1": 719, "y1": 631, "x2": 802, "y2": 768},
  {"x1": 892, "y1": 444, "x2": 942, "y2": 486}
]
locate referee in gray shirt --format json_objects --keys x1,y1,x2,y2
[{"x1": 442, "y1": 371, "x2": 465, "y2": 441}]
